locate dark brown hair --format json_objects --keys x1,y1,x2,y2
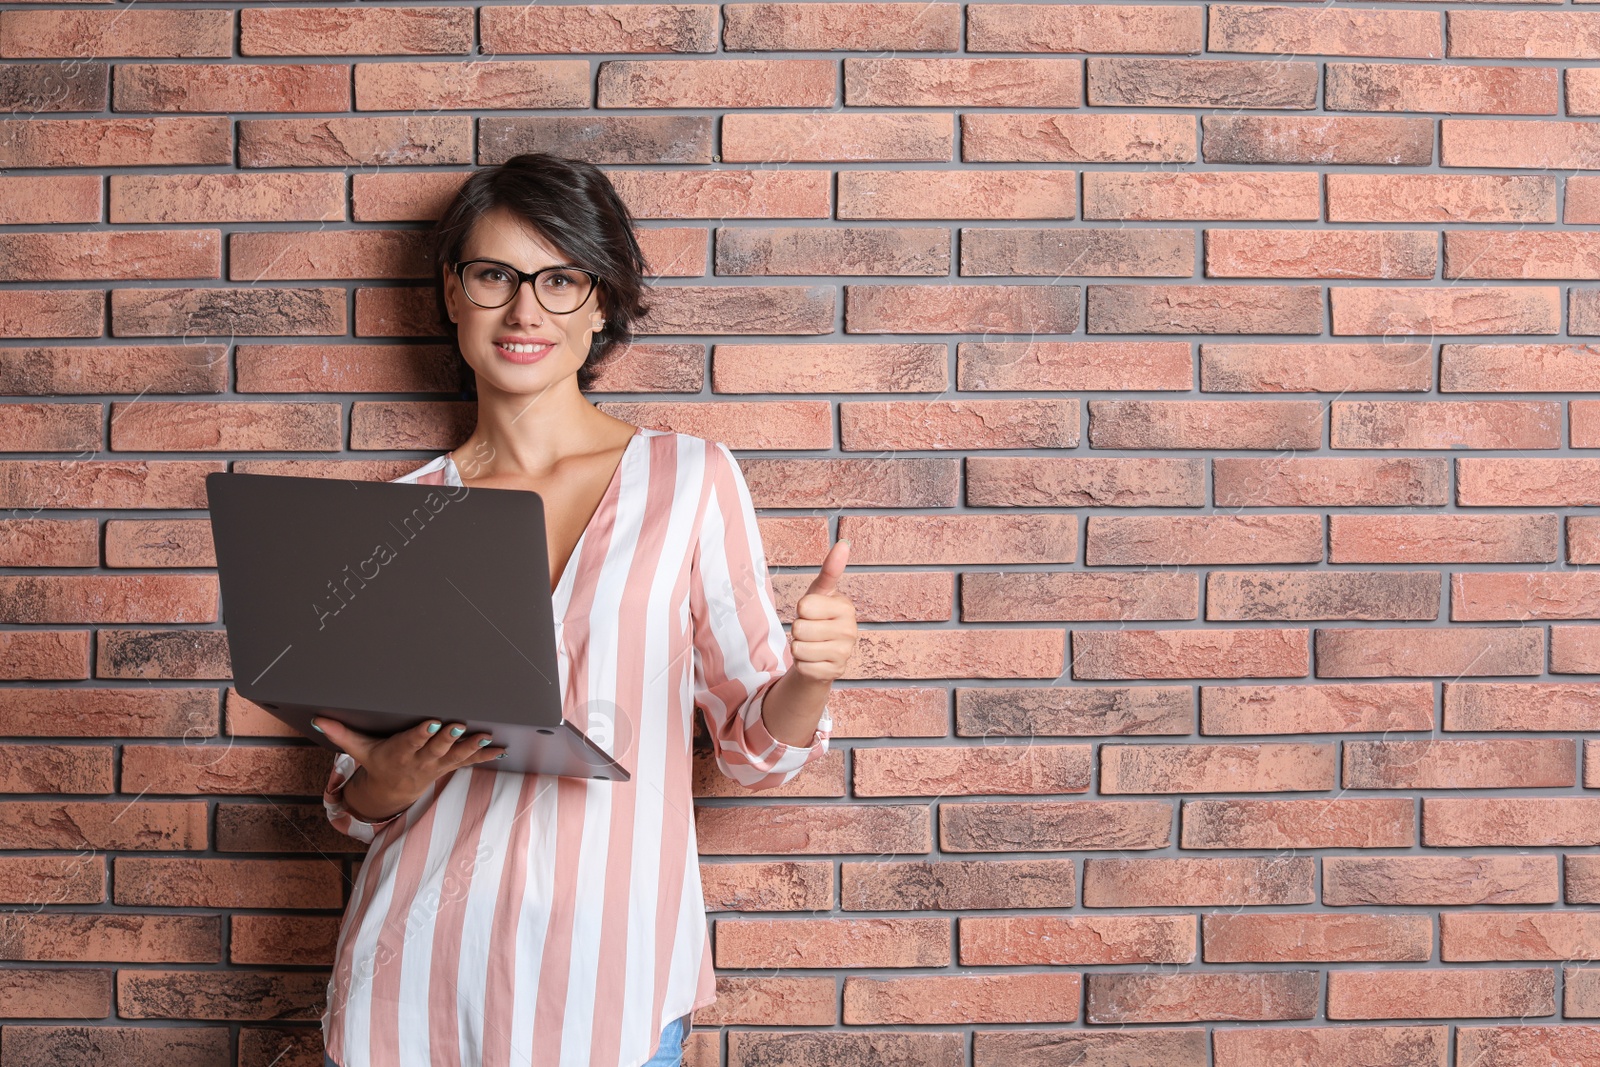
[{"x1": 428, "y1": 153, "x2": 652, "y2": 394}]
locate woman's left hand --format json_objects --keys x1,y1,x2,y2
[{"x1": 788, "y1": 538, "x2": 858, "y2": 683}]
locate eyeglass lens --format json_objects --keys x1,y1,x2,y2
[{"x1": 461, "y1": 262, "x2": 594, "y2": 313}]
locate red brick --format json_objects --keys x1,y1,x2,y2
[
  {"x1": 1211, "y1": 5, "x2": 1441, "y2": 59},
  {"x1": 116, "y1": 969, "x2": 325, "y2": 1021},
  {"x1": 940, "y1": 800, "x2": 1172, "y2": 852},
  {"x1": 1331, "y1": 173, "x2": 1555, "y2": 223},
  {"x1": 730, "y1": 1030, "x2": 959, "y2": 1065},
  {"x1": 853, "y1": 744, "x2": 1090, "y2": 796},
  {"x1": 844, "y1": 58, "x2": 1080, "y2": 108},
  {"x1": 1314, "y1": 625, "x2": 1543, "y2": 677},
  {"x1": 0, "y1": 855, "x2": 105, "y2": 905},
  {"x1": 114, "y1": 64, "x2": 350, "y2": 115},
  {"x1": 1445, "y1": 682, "x2": 1600, "y2": 731},
  {"x1": 1448, "y1": 11, "x2": 1600, "y2": 60},
  {"x1": 1332, "y1": 400, "x2": 1560, "y2": 449},
  {"x1": 1100, "y1": 742, "x2": 1334, "y2": 793},
  {"x1": 1330, "y1": 513, "x2": 1558, "y2": 563},
  {"x1": 700, "y1": 861, "x2": 833, "y2": 912},
  {"x1": 1201, "y1": 342, "x2": 1432, "y2": 392},
  {"x1": 839, "y1": 399, "x2": 1078, "y2": 449},
  {"x1": 1329, "y1": 285, "x2": 1560, "y2": 336},
  {"x1": 960, "y1": 570, "x2": 1196, "y2": 623},
  {"x1": 0, "y1": 913, "x2": 218, "y2": 963},
  {"x1": 354, "y1": 61, "x2": 588, "y2": 111},
  {"x1": 844, "y1": 973, "x2": 1080, "y2": 1024},
  {"x1": 840, "y1": 859, "x2": 1075, "y2": 911},
  {"x1": 1, "y1": 10, "x2": 232, "y2": 58},
  {"x1": 963, "y1": 112, "x2": 1197, "y2": 165},
  {"x1": 1459, "y1": 458, "x2": 1600, "y2": 506},
  {"x1": 1182, "y1": 798, "x2": 1415, "y2": 849},
  {"x1": 1090, "y1": 399, "x2": 1323, "y2": 449},
  {"x1": 1423, "y1": 798, "x2": 1600, "y2": 847},
  {"x1": 1442, "y1": 913, "x2": 1600, "y2": 961},
  {"x1": 1212, "y1": 1025, "x2": 1447, "y2": 1067},
  {"x1": 958, "y1": 341, "x2": 1192, "y2": 391},
  {"x1": 111, "y1": 173, "x2": 344, "y2": 225},
  {"x1": 1228, "y1": 568, "x2": 1441, "y2": 620},
  {"x1": 959, "y1": 915, "x2": 1195, "y2": 965},
  {"x1": 1086, "y1": 515, "x2": 1322, "y2": 566},
  {"x1": 1200, "y1": 682, "x2": 1434, "y2": 735},
  {"x1": 113, "y1": 857, "x2": 342, "y2": 909},
  {"x1": 1214, "y1": 457, "x2": 1449, "y2": 508},
  {"x1": 698, "y1": 976, "x2": 835, "y2": 1027},
  {"x1": 600, "y1": 58, "x2": 835, "y2": 108},
  {"x1": 716, "y1": 917, "x2": 948, "y2": 969},
  {"x1": 1203, "y1": 913, "x2": 1431, "y2": 963},
  {"x1": 1088, "y1": 56, "x2": 1312, "y2": 110},
  {"x1": 1086, "y1": 970, "x2": 1317, "y2": 1024},
  {"x1": 0, "y1": 968, "x2": 112, "y2": 1018},
  {"x1": 1343, "y1": 739, "x2": 1575, "y2": 789},
  {"x1": 1087, "y1": 284, "x2": 1323, "y2": 335},
  {"x1": 1082, "y1": 857, "x2": 1314, "y2": 908},
  {"x1": 956, "y1": 684, "x2": 1193, "y2": 737},
  {"x1": 239, "y1": 118, "x2": 471, "y2": 169},
  {"x1": 743, "y1": 1, "x2": 955, "y2": 52},
  {"x1": 696, "y1": 803, "x2": 931, "y2": 855},
  {"x1": 1326, "y1": 968, "x2": 1554, "y2": 1020},
  {"x1": 960, "y1": 454, "x2": 1203, "y2": 508},
  {"x1": 1074, "y1": 626, "x2": 1310, "y2": 680},
  {"x1": 1455, "y1": 1026, "x2": 1600, "y2": 1065},
  {"x1": 0, "y1": 1027, "x2": 228, "y2": 1067},
  {"x1": 1205, "y1": 115, "x2": 1433, "y2": 165},
  {"x1": 230, "y1": 915, "x2": 339, "y2": 966},
  {"x1": 965, "y1": 3, "x2": 1202, "y2": 53},
  {"x1": 1083, "y1": 171, "x2": 1319, "y2": 221},
  {"x1": 238, "y1": 6, "x2": 473, "y2": 56},
  {"x1": 1328, "y1": 61, "x2": 1555, "y2": 115},
  {"x1": 974, "y1": 1028, "x2": 1207, "y2": 1067},
  {"x1": 1205, "y1": 228, "x2": 1434, "y2": 279},
  {"x1": 1323, "y1": 856, "x2": 1559, "y2": 907}
]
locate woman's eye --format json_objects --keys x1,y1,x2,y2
[{"x1": 485, "y1": 269, "x2": 510, "y2": 282}]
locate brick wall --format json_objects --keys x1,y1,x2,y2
[{"x1": 4, "y1": 2, "x2": 1600, "y2": 1065}]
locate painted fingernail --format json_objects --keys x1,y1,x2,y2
[
  {"x1": 311, "y1": 722, "x2": 324, "y2": 734},
  {"x1": 449, "y1": 726, "x2": 465, "y2": 738},
  {"x1": 478, "y1": 737, "x2": 492, "y2": 747},
  {"x1": 427, "y1": 722, "x2": 441, "y2": 735},
  {"x1": 496, "y1": 752, "x2": 506, "y2": 759}
]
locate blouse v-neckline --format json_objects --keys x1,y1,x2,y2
[{"x1": 443, "y1": 426, "x2": 646, "y2": 606}]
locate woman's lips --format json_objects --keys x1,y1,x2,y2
[{"x1": 495, "y1": 341, "x2": 553, "y2": 364}]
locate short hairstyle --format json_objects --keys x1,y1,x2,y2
[{"x1": 427, "y1": 153, "x2": 652, "y2": 394}]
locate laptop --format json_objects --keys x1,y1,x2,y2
[{"x1": 205, "y1": 469, "x2": 631, "y2": 782}]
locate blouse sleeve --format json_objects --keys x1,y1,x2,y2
[
  {"x1": 691, "y1": 441, "x2": 831, "y2": 791},
  {"x1": 323, "y1": 751, "x2": 406, "y2": 843}
]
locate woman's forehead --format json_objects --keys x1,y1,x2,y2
[{"x1": 462, "y1": 209, "x2": 564, "y2": 269}]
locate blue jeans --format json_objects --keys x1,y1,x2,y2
[{"x1": 322, "y1": 1013, "x2": 688, "y2": 1066}]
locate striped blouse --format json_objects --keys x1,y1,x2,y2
[{"x1": 320, "y1": 427, "x2": 832, "y2": 1067}]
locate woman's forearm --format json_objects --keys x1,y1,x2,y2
[{"x1": 758, "y1": 669, "x2": 832, "y2": 748}]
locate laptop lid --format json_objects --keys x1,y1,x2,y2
[{"x1": 205, "y1": 469, "x2": 630, "y2": 782}]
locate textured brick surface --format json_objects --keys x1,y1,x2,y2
[{"x1": 6, "y1": 2, "x2": 1600, "y2": 1060}]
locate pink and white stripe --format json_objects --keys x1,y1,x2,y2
[{"x1": 320, "y1": 428, "x2": 831, "y2": 1067}]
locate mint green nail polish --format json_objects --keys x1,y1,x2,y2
[
  {"x1": 478, "y1": 737, "x2": 492, "y2": 747},
  {"x1": 497, "y1": 752, "x2": 506, "y2": 759},
  {"x1": 449, "y1": 726, "x2": 465, "y2": 738},
  {"x1": 311, "y1": 722, "x2": 323, "y2": 734},
  {"x1": 427, "y1": 722, "x2": 441, "y2": 735}
]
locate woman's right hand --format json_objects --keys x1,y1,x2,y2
[{"x1": 312, "y1": 716, "x2": 507, "y2": 823}]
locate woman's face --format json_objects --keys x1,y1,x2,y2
[{"x1": 442, "y1": 206, "x2": 605, "y2": 397}]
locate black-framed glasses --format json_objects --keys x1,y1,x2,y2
[{"x1": 452, "y1": 259, "x2": 601, "y2": 314}]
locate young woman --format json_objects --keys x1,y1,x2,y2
[{"x1": 310, "y1": 154, "x2": 858, "y2": 1067}]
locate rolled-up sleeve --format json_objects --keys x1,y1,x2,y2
[
  {"x1": 323, "y1": 752, "x2": 405, "y2": 843},
  {"x1": 691, "y1": 441, "x2": 831, "y2": 790}
]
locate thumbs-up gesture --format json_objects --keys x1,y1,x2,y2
[{"x1": 788, "y1": 538, "x2": 858, "y2": 684}]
